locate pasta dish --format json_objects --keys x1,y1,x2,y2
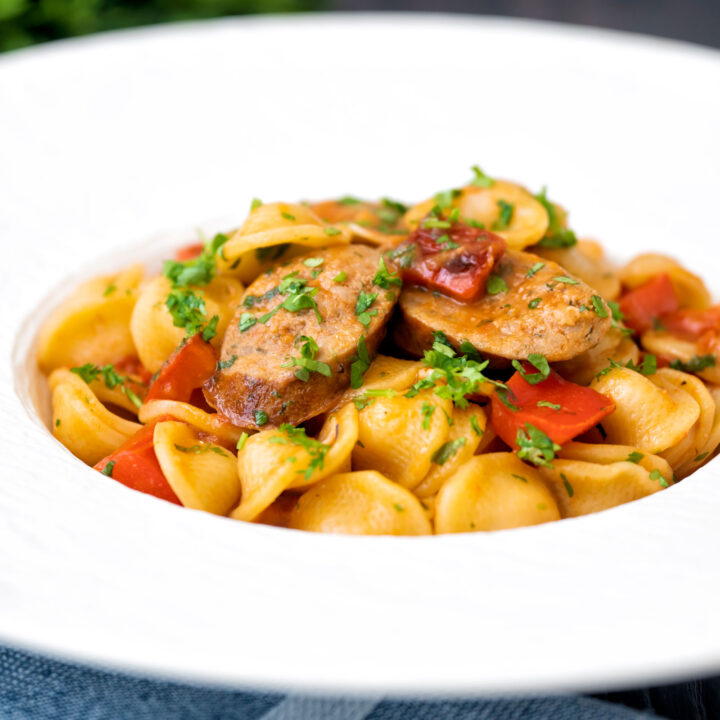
[{"x1": 36, "y1": 167, "x2": 720, "y2": 535}]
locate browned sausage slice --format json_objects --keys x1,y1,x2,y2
[
  {"x1": 393, "y1": 249, "x2": 612, "y2": 362},
  {"x1": 205, "y1": 244, "x2": 397, "y2": 428}
]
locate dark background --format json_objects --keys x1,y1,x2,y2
[{"x1": 1, "y1": 0, "x2": 719, "y2": 53}]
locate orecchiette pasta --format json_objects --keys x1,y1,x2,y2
[{"x1": 36, "y1": 167, "x2": 720, "y2": 535}]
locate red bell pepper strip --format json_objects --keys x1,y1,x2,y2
[
  {"x1": 393, "y1": 221, "x2": 506, "y2": 302},
  {"x1": 174, "y1": 242, "x2": 205, "y2": 261},
  {"x1": 93, "y1": 417, "x2": 181, "y2": 504},
  {"x1": 618, "y1": 274, "x2": 678, "y2": 333},
  {"x1": 491, "y1": 367, "x2": 615, "y2": 447},
  {"x1": 145, "y1": 333, "x2": 218, "y2": 404},
  {"x1": 660, "y1": 305, "x2": 720, "y2": 341}
]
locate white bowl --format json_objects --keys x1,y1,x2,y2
[{"x1": 2, "y1": 13, "x2": 720, "y2": 696}]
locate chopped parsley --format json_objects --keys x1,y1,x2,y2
[
  {"x1": 373, "y1": 256, "x2": 402, "y2": 290},
  {"x1": 236, "y1": 432, "x2": 249, "y2": 451},
  {"x1": 511, "y1": 353, "x2": 550, "y2": 385},
  {"x1": 528, "y1": 298, "x2": 542, "y2": 309},
  {"x1": 269, "y1": 424, "x2": 331, "y2": 480},
  {"x1": 303, "y1": 257, "x2": 324, "y2": 268},
  {"x1": 486, "y1": 274, "x2": 508, "y2": 295},
  {"x1": 174, "y1": 443, "x2": 228, "y2": 456},
  {"x1": 431, "y1": 438, "x2": 467, "y2": 466},
  {"x1": 649, "y1": 469, "x2": 669, "y2": 488},
  {"x1": 393, "y1": 503, "x2": 405, "y2": 512},
  {"x1": 355, "y1": 290, "x2": 378, "y2": 327},
  {"x1": 324, "y1": 227, "x2": 342, "y2": 236},
  {"x1": 495, "y1": 388, "x2": 519, "y2": 412},
  {"x1": 250, "y1": 198, "x2": 263, "y2": 210},
  {"x1": 626, "y1": 451, "x2": 644, "y2": 463},
  {"x1": 217, "y1": 354, "x2": 237, "y2": 370},
  {"x1": 534, "y1": 187, "x2": 577, "y2": 248},
  {"x1": 492, "y1": 199, "x2": 514, "y2": 231},
  {"x1": 470, "y1": 165, "x2": 494, "y2": 188},
  {"x1": 333, "y1": 272, "x2": 347, "y2": 282},
  {"x1": 238, "y1": 313, "x2": 257, "y2": 332},
  {"x1": 421, "y1": 400, "x2": 436, "y2": 430},
  {"x1": 669, "y1": 355, "x2": 716, "y2": 373},
  {"x1": 385, "y1": 243, "x2": 416, "y2": 269},
  {"x1": 553, "y1": 275, "x2": 579, "y2": 285},
  {"x1": 694, "y1": 452, "x2": 709, "y2": 462},
  {"x1": 201, "y1": 315, "x2": 219, "y2": 342},
  {"x1": 254, "y1": 410, "x2": 269, "y2": 426},
  {"x1": 338, "y1": 195, "x2": 362, "y2": 205},
  {"x1": 512, "y1": 473, "x2": 528, "y2": 483},
  {"x1": 281, "y1": 211, "x2": 296, "y2": 221},
  {"x1": 470, "y1": 415, "x2": 483, "y2": 436},
  {"x1": 103, "y1": 283, "x2": 117, "y2": 297},
  {"x1": 403, "y1": 332, "x2": 496, "y2": 409},
  {"x1": 350, "y1": 335, "x2": 372, "y2": 389},
  {"x1": 516, "y1": 423, "x2": 561, "y2": 468},
  {"x1": 70, "y1": 363, "x2": 142, "y2": 408},
  {"x1": 561, "y1": 473, "x2": 574, "y2": 497},
  {"x1": 537, "y1": 400, "x2": 561, "y2": 410},
  {"x1": 101, "y1": 461, "x2": 115, "y2": 477},
  {"x1": 434, "y1": 188, "x2": 462, "y2": 209},
  {"x1": 591, "y1": 295, "x2": 609, "y2": 318},
  {"x1": 526, "y1": 262, "x2": 545, "y2": 278},
  {"x1": 281, "y1": 335, "x2": 332, "y2": 382}
]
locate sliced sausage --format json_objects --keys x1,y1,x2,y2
[
  {"x1": 392, "y1": 249, "x2": 612, "y2": 362},
  {"x1": 205, "y1": 244, "x2": 397, "y2": 428}
]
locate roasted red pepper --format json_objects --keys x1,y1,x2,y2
[
  {"x1": 174, "y1": 242, "x2": 205, "y2": 261},
  {"x1": 393, "y1": 220, "x2": 506, "y2": 302},
  {"x1": 145, "y1": 333, "x2": 218, "y2": 404},
  {"x1": 661, "y1": 306, "x2": 720, "y2": 341},
  {"x1": 93, "y1": 417, "x2": 181, "y2": 504},
  {"x1": 491, "y1": 366, "x2": 615, "y2": 447},
  {"x1": 618, "y1": 274, "x2": 679, "y2": 333}
]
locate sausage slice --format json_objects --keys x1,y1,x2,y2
[
  {"x1": 205, "y1": 244, "x2": 397, "y2": 428},
  {"x1": 393, "y1": 249, "x2": 612, "y2": 362}
]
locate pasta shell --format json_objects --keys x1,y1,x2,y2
[
  {"x1": 50, "y1": 369, "x2": 141, "y2": 465},
  {"x1": 591, "y1": 367, "x2": 700, "y2": 453},
  {"x1": 217, "y1": 202, "x2": 350, "y2": 282},
  {"x1": 231, "y1": 403, "x2": 358, "y2": 522},
  {"x1": 435, "y1": 453, "x2": 560, "y2": 533},
  {"x1": 139, "y1": 399, "x2": 248, "y2": 447},
  {"x1": 533, "y1": 240, "x2": 620, "y2": 300},
  {"x1": 130, "y1": 274, "x2": 243, "y2": 372},
  {"x1": 335, "y1": 355, "x2": 422, "y2": 407},
  {"x1": 539, "y1": 458, "x2": 666, "y2": 518},
  {"x1": 153, "y1": 421, "x2": 240, "y2": 515},
  {"x1": 38, "y1": 264, "x2": 143, "y2": 373},
  {"x1": 289, "y1": 471, "x2": 431, "y2": 535},
  {"x1": 352, "y1": 390, "x2": 452, "y2": 490},
  {"x1": 641, "y1": 330, "x2": 720, "y2": 385},
  {"x1": 414, "y1": 405, "x2": 487, "y2": 498}
]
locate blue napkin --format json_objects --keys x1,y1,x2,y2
[{"x1": 0, "y1": 644, "x2": 669, "y2": 719}]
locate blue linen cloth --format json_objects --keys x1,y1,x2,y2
[{"x1": 0, "y1": 644, "x2": 671, "y2": 720}]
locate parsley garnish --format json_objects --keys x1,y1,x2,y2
[
  {"x1": 470, "y1": 415, "x2": 483, "y2": 436},
  {"x1": 281, "y1": 211, "x2": 296, "y2": 221},
  {"x1": 626, "y1": 451, "x2": 644, "y2": 463},
  {"x1": 238, "y1": 313, "x2": 257, "y2": 332},
  {"x1": 303, "y1": 257, "x2": 324, "y2": 268},
  {"x1": 355, "y1": 290, "x2": 378, "y2": 327},
  {"x1": 431, "y1": 438, "x2": 467, "y2": 466},
  {"x1": 516, "y1": 423, "x2": 561, "y2": 468},
  {"x1": 254, "y1": 410, "x2": 268, "y2": 426},
  {"x1": 217, "y1": 355, "x2": 237, "y2": 370},
  {"x1": 534, "y1": 187, "x2": 577, "y2": 248},
  {"x1": 561, "y1": 473, "x2": 574, "y2": 497},
  {"x1": 694, "y1": 452, "x2": 709, "y2": 462},
  {"x1": 350, "y1": 335, "x2": 371, "y2": 389},
  {"x1": 250, "y1": 198, "x2": 262, "y2": 210},
  {"x1": 70, "y1": 363, "x2": 142, "y2": 408},
  {"x1": 373, "y1": 257, "x2": 402, "y2": 290},
  {"x1": 385, "y1": 243, "x2": 415, "y2": 269},
  {"x1": 421, "y1": 400, "x2": 435, "y2": 430},
  {"x1": 281, "y1": 335, "x2": 332, "y2": 382},
  {"x1": 669, "y1": 355, "x2": 716, "y2": 373},
  {"x1": 526, "y1": 262, "x2": 545, "y2": 278},
  {"x1": 201, "y1": 315, "x2": 219, "y2": 342},
  {"x1": 103, "y1": 284, "x2": 117, "y2": 297},
  {"x1": 492, "y1": 200, "x2": 514, "y2": 231},
  {"x1": 236, "y1": 432, "x2": 249, "y2": 451},
  {"x1": 537, "y1": 400, "x2": 561, "y2": 410},
  {"x1": 324, "y1": 227, "x2": 342, "y2": 236},
  {"x1": 101, "y1": 461, "x2": 115, "y2": 477},
  {"x1": 553, "y1": 275, "x2": 579, "y2": 285},
  {"x1": 511, "y1": 353, "x2": 550, "y2": 385},
  {"x1": 338, "y1": 196, "x2": 362, "y2": 205},
  {"x1": 269, "y1": 424, "x2": 331, "y2": 480},
  {"x1": 591, "y1": 295, "x2": 609, "y2": 318},
  {"x1": 174, "y1": 443, "x2": 228, "y2": 456},
  {"x1": 528, "y1": 298, "x2": 542, "y2": 309},
  {"x1": 333, "y1": 271, "x2": 347, "y2": 283},
  {"x1": 486, "y1": 274, "x2": 508, "y2": 295},
  {"x1": 470, "y1": 165, "x2": 494, "y2": 188},
  {"x1": 649, "y1": 469, "x2": 669, "y2": 488}
]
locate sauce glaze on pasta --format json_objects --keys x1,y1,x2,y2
[{"x1": 37, "y1": 167, "x2": 720, "y2": 535}]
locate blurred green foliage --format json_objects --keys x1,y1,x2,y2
[{"x1": 0, "y1": 0, "x2": 320, "y2": 52}]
